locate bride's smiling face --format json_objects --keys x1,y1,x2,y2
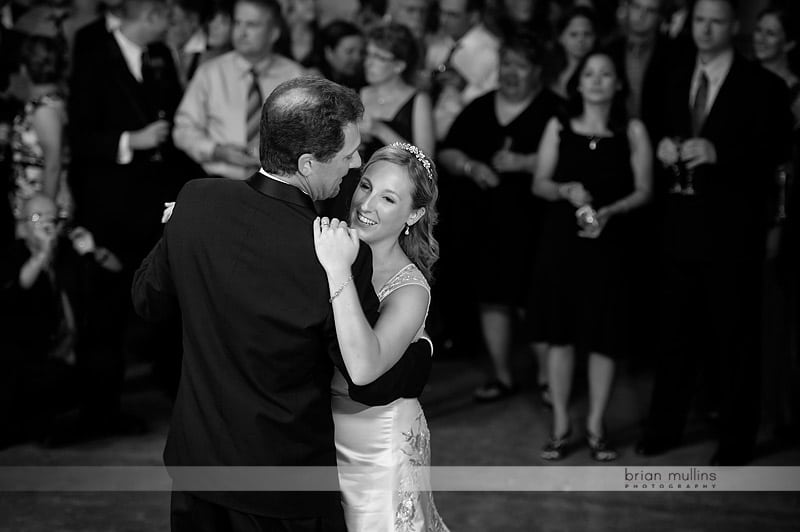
[{"x1": 350, "y1": 161, "x2": 422, "y2": 244}]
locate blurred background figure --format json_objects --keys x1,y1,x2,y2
[
  {"x1": 318, "y1": 19, "x2": 366, "y2": 90},
  {"x1": 426, "y1": 0, "x2": 499, "y2": 141},
  {"x1": 385, "y1": 0, "x2": 430, "y2": 41},
  {"x1": 202, "y1": 0, "x2": 234, "y2": 61},
  {"x1": 276, "y1": 0, "x2": 319, "y2": 68},
  {"x1": 9, "y1": 34, "x2": 70, "y2": 223},
  {"x1": 65, "y1": 0, "x2": 187, "y2": 441},
  {"x1": 531, "y1": 50, "x2": 652, "y2": 461},
  {"x1": 166, "y1": 0, "x2": 204, "y2": 86},
  {"x1": 0, "y1": 193, "x2": 124, "y2": 448},
  {"x1": 752, "y1": 2, "x2": 800, "y2": 445},
  {"x1": 638, "y1": 0, "x2": 791, "y2": 466},
  {"x1": 360, "y1": 21, "x2": 434, "y2": 160},
  {"x1": 173, "y1": 0, "x2": 303, "y2": 180},
  {"x1": 438, "y1": 33, "x2": 559, "y2": 402},
  {"x1": 544, "y1": 5, "x2": 596, "y2": 99}
]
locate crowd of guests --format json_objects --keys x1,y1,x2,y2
[{"x1": 1, "y1": 0, "x2": 798, "y2": 466}]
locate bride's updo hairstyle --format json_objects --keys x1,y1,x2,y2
[{"x1": 361, "y1": 143, "x2": 440, "y2": 283}]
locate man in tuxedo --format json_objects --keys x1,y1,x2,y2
[
  {"x1": 637, "y1": 0, "x2": 791, "y2": 465},
  {"x1": 133, "y1": 76, "x2": 433, "y2": 531},
  {"x1": 65, "y1": 0, "x2": 184, "y2": 435}
]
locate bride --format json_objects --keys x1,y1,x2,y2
[{"x1": 313, "y1": 142, "x2": 449, "y2": 532}]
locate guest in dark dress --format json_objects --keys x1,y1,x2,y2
[
  {"x1": 329, "y1": 22, "x2": 434, "y2": 219},
  {"x1": 530, "y1": 49, "x2": 653, "y2": 461},
  {"x1": 438, "y1": 34, "x2": 560, "y2": 402}
]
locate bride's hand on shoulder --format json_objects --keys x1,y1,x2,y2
[{"x1": 313, "y1": 217, "x2": 360, "y2": 273}]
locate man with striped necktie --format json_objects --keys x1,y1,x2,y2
[{"x1": 173, "y1": 0, "x2": 304, "y2": 180}]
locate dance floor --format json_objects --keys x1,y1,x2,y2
[{"x1": 1, "y1": 352, "x2": 799, "y2": 531}]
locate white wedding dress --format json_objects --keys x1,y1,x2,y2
[{"x1": 331, "y1": 264, "x2": 449, "y2": 532}]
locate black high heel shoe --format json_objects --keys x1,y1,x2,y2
[
  {"x1": 541, "y1": 427, "x2": 572, "y2": 461},
  {"x1": 586, "y1": 430, "x2": 618, "y2": 462}
]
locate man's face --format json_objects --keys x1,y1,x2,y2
[
  {"x1": 692, "y1": 0, "x2": 737, "y2": 56},
  {"x1": 626, "y1": 0, "x2": 661, "y2": 37},
  {"x1": 390, "y1": 0, "x2": 429, "y2": 39},
  {"x1": 439, "y1": 0, "x2": 473, "y2": 40},
  {"x1": 232, "y1": 1, "x2": 279, "y2": 60},
  {"x1": 143, "y1": 3, "x2": 171, "y2": 44},
  {"x1": 306, "y1": 123, "x2": 362, "y2": 201}
]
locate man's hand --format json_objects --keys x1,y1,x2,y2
[
  {"x1": 129, "y1": 120, "x2": 170, "y2": 150},
  {"x1": 680, "y1": 138, "x2": 717, "y2": 169},
  {"x1": 213, "y1": 143, "x2": 260, "y2": 168},
  {"x1": 313, "y1": 217, "x2": 360, "y2": 276}
]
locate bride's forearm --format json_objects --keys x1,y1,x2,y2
[{"x1": 327, "y1": 272, "x2": 382, "y2": 385}]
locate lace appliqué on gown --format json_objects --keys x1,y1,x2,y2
[{"x1": 394, "y1": 411, "x2": 449, "y2": 532}]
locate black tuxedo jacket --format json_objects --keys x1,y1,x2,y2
[
  {"x1": 658, "y1": 53, "x2": 791, "y2": 262},
  {"x1": 68, "y1": 23, "x2": 188, "y2": 268},
  {"x1": 132, "y1": 176, "x2": 432, "y2": 518}
]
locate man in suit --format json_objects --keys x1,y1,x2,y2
[
  {"x1": 636, "y1": 0, "x2": 791, "y2": 465},
  {"x1": 608, "y1": 0, "x2": 674, "y2": 143},
  {"x1": 64, "y1": 0, "x2": 184, "y2": 436},
  {"x1": 133, "y1": 76, "x2": 433, "y2": 530}
]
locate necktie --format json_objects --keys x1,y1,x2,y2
[
  {"x1": 246, "y1": 68, "x2": 263, "y2": 150},
  {"x1": 691, "y1": 71, "x2": 709, "y2": 136}
]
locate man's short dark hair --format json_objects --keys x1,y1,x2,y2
[{"x1": 260, "y1": 76, "x2": 364, "y2": 175}]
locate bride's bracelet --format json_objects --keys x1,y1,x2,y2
[{"x1": 329, "y1": 275, "x2": 354, "y2": 303}]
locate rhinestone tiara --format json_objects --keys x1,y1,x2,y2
[{"x1": 390, "y1": 142, "x2": 433, "y2": 181}]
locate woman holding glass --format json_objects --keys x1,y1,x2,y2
[{"x1": 529, "y1": 50, "x2": 652, "y2": 461}]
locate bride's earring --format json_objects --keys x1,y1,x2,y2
[{"x1": 404, "y1": 224, "x2": 410, "y2": 236}]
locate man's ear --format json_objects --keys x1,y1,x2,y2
[{"x1": 298, "y1": 153, "x2": 314, "y2": 177}]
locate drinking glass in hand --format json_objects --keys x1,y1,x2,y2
[
  {"x1": 576, "y1": 205, "x2": 602, "y2": 239},
  {"x1": 150, "y1": 110, "x2": 167, "y2": 162}
]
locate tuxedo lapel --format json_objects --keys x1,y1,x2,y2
[{"x1": 699, "y1": 56, "x2": 742, "y2": 138}]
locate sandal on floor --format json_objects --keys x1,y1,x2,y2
[
  {"x1": 540, "y1": 428, "x2": 572, "y2": 461},
  {"x1": 586, "y1": 431, "x2": 618, "y2": 462},
  {"x1": 473, "y1": 379, "x2": 516, "y2": 402}
]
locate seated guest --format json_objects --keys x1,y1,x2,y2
[
  {"x1": 0, "y1": 193, "x2": 122, "y2": 447},
  {"x1": 173, "y1": 0, "x2": 304, "y2": 180}
]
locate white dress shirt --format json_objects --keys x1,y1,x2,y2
[
  {"x1": 173, "y1": 51, "x2": 304, "y2": 179},
  {"x1": 690, "y1": 49, "x2": 734, "y2": 117},
  {"x1": 426, "y1": 24, "x2": 499, "y2": 140},
  {"x1": 112, "y1": 28, "x2": 145, "y2": 164}
]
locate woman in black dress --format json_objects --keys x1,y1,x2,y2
[
  {"x1": 530, "y1": 50, "x2": 652, "y2": 461},
  {"x1": 439, "y1": 34, "x2": 561, "y2": 402}
]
